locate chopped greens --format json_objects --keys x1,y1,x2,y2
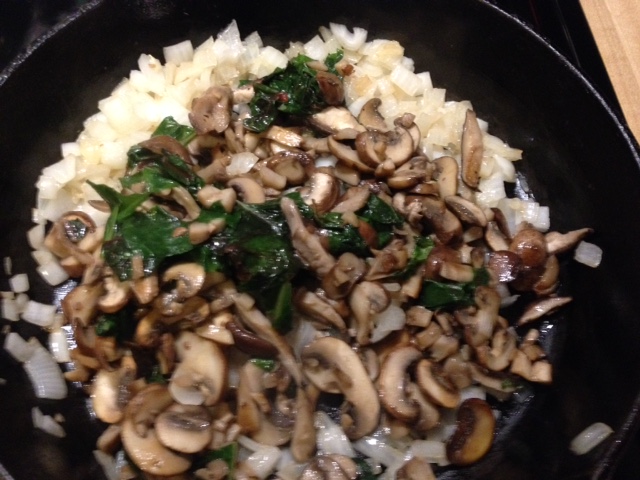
[
  {"x1": 199, "y1": 443, "x2": 238, "y2": 479},
  {"x1": 419, "y1": 267, "x2": 491, "y2": 309},
  {"x1": 244, "y1": 51, "x2": 344, "y2": 133},
  {"x1": 151, "y1": 116, "x2": 197, "y2": 145},
  {"x1": 250, "y1": 358, "x2": 278, "y2": 372}
]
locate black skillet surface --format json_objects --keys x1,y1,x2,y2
[{"x1": 1, "y1": 0, "x2": 640, "y2": 478}]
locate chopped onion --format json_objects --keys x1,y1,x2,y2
[
  {"x1": 570, "y1": 422, "x2": 613, "y2": 455},
  {"x1": 48, "y1": 328, "x2": 72, "y2": 363},
  {"x1": 23, "y1": 338, "x2": 68, "y2": 399},
  {"x1": 163, "y1": 40, "x2": 194, "y2": 64},
  {"x1": 4, "y1": 332, "x2": 36, "y2": 362},
  {"x1": 370, "y1": 303, "x2": 406, "y2": 343},
  {"x1": 408, "y1": 440, "x2": 448, "y2": 466},
  {"x1": 21, "y1": 300, "x2": 57, "y2": 328},
  {"x1": 36, "y1": 260, "x2": 69, "y2": 286},
  {"x1": 27, "y1": 224, "x2": 45, "y2": 250},
  {"x1": 237, "y1": 436, "x2": 281, "y2": 479},
  {"x1": 3, "y1": 256, "x2": 11, "y2": 275},
  {"x1": 32, "y1": 407, "x2": 66, "y2": 438},
  {"x1": 315, "y1": 411, "x2": 356, "y2": 457},
  {"x1": 329, "y1": 23, "x2": 368, "y2": 51},
  {"x1": 353, "y1": 436, "x2": 405, "y2": 468},
  {"x1": 94, "y1": 450, "x2": 118, "y2": 480},
  {"x1": 574, "y1": 241, "x2": 603, "y2": 268},
  {"x1": 9, "y1": 273, "x2": 29, "y2": 293},
  {"x1": 227, "y1": 152, "x2": 259, "y2": 176},
  {"x1": 1, "y1": 297, "x2": 19, "y2": 321}
]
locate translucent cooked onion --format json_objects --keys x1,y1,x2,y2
[
  {"x1": 315, "y1": 411, "x2": 356, "y2": 457},
  {"x1": 227, "y1": 152, "x2": 259, "y2": 176},
  {"x1": 93, "y1": 450, "x2": 118, "y2": 480},
  {"x1": 408, "y1": 440, "x2": 448, "y2": 466},
  {"x1": 1, "y1": 297, "x2": 19, "y2": 322},
  {"x1": 48, "y1": 328, "x2": 72, "y2": 363},
  {"x1": 9, "y1": 273, "x2": 29, "y2": 293},
  {"x1": 163, "y1": 40, "x2": 195, "y2": 65},
  {"x1": 329, "y1": 23, "x2": 368, "y2": 51},
  {"x1": 570, "y1": 422, "x2": 613, "y2": 455},
  {"x1": 23, "y1": 339, "x2": 68, "y2": 400},
  {"x1": 21, "y1": 300, "x2": 57, "y2": 328},
  {"x1": 238, "y1": 436, "x2": 281, "y2": 479},
  {"x1": 574, "y1": 241, "x2": 603, "y2": 268},
  {"x1": 36, "y1": 260, "x2": 70, "y2": 286},
  {"x1": 3, "y1": 332, "x2": 36, "y2": 362},
  {"x1": 32, "y1": 407, "x2": 66, "y2": 438},
  {"x1": 369, "y1": 303, "x2": 406, "y2": 343}
]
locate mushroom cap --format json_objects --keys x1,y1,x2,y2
[
  {"x1": 121, "y1": 384, "x2": 191, "y2": 476},
  {"x1": 415, "y1": 359, "x2": 460, "y2": 409},
  {"x1": 348, "y1": 281, "x2": 390, "y2": 345},
  {"x1": 155, "y1": 404, "x2": 213, "y2": 454},
  {"x1": 358, "y1": 98, "x2": 389, "y2": 132},
  {"x1": 446, "y1": 398, "x2": 496, "y2": 466},
  {"x1": 461, "y1": 109, "x2": 484, "y2": 189},
  {"x1": 91, "y1": 369, "x2": 124, "y2": 424},
  {"x1": 302, "y1": 336, "x2": 380, "y2": 439}
]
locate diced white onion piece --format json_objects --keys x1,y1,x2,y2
[
  {"x1": 237, "y1": 436, "x2": 281, "y2": 480},
  {"x1": 15, "y1": 293, "x2": 29, "y2": 313},
  {"x1": 1, "y1": 298, "x2": 19, "y2": 321},
  {"x1": 94, "y1": 450, "x2": 118, "y2": 480},
  {"x1": 163, "y1": 40, "x2": 194, "y2": 64},
  {"x1": 32, "y1": 407, "x2": 66, "y2": 438},
  {"x1": 314, "y1": 155, "x2": 338, "y2": 168},
  {"x1": 36, "y1": 261, "x2": 70, "y2": 286},
  {"x1": 570, "y1": 422, "x2": 613, "y2": 455},
  {"x1": 574, "y1": 241, "x2": 603, "y2": 268},
  {"x1": 23, "y1": 338, "x2": 68, "y2": 400},
  {"x1": 315, "y1": 411, "x2": 356, "y2": 457},
  {"x1": 408, "y1": 440, "x2": 448, "y2": 466},
  {"x1": 4, "y1": 332, "x2": 36, "y2": 362},
  {"x1": 41, "y1": 156, "x2": 77, "y2": 185},
  {"x1": 9, "y1": 273, "x2": 29, "y2": 293},
  {"x1": 31, "y1": 249, "x2": 56, "y2": 267},
  {"x1": 21, "y1": 300, "x2": 57, "y2": 328},
  {"x1": 353, "y1": 436, "x2": 405, "y2": 467},
  {"x1": 370, "y1": 303, "x2": 406, "y2": 343},
  {"x1": 459, "y1": 385, "x2": 487, "y2": 402},
  {"x1": 329, "y1": 23, "x2": 368, "y2": 51},
  {"x1": 48, "y1": 329, "x2": 72, "y2": 363},
  {"x1": 227, "y1": 152, "x2": 259, "y2": 176},
  {"x1": 390, "y1": 64, "x2": 423, "y2": 96},
  {"x1": 27, "y1": 224, "x2": 46, "y2": 250},
  {"x1": 3, "y1": 256, "x2": 11, "y2": 275}
]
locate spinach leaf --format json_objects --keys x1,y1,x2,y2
[
  {"x1": 354, "y1": 458, "x2": 380, "y2": 479},
  {"x1": 199, "y1": 443, "x2": 238, "y2": 479},
  {"x1": 243, "y1": 51, "x2": 345, "y2": 133},
  {"x1": 391, "y1": 235, "x2": 434, "y2": 280},
  {"x1": 120, "y1": 166, "x2": 178, "y2": 194},
  {"x1": 250, "y1": 358, "x2": 278, "y2": 372},
  {"x1": 103, "y1": 207, "x2": 194, "y2": 281},
  {"x1": 419, "y1": 267, "x2": 490, "y2": 309},
  {"x1": 124, "y1": 149, "x2": 203, "y2": 195},
  {"x1": 88, "y1": 181, "x2": 150, "y2": 241},
  {"x1": 151, "y1": 116, "x2": 196, "y2": 145}
]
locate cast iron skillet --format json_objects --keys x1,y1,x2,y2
[{"x1": 1, "y1": 0, "x2": 640, "y2": 478}]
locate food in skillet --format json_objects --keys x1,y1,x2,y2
[{"x1": 9, "y1": 21, "x2": 602, "y2": 479}]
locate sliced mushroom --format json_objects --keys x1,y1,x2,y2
[
  {"x1": 446, "y1": 398, "x2": 495, "y2": 466},
  {"x1": 517, "y1": 296, "x2": 573, "y2": 325},
  {"x1": 290, "y1": 387, "x2": 317, "y2": 462},
  {"x1": 169, "y1": 332, "x2": 226, "y2": 406},
  {"x1": 44, "y1": 211, "x2": 97, "y2": 264},
  {"x1": 300, "y1": 454, "x2": 358, "y2": 480},
  {"x1": 433, "y1": 156, "x2": 458, "y2": 198},
  {"x1": 457, "y1": 286, "x2": 501, "y2": 347},
  {"x1": 62, "y1": 282, "x2": 103, "y2": 327},
  {"x1": 417, "y1": 195, "x2": 462, "y2": 244},
  {"x1": 139, "y1": 135, "x2": 192, "y2": 165},
  {"x1": 415, "y1": 358, "x2": 460, "y2": 408},
  {"x1": 316, "y1": 71, "x2": 345, "y2": 106},
  {"x1": 294, "y1": 288, "x2": 347, "y2": 331},
  {"x1": 377, "y1": 345, "x2": 422, "y2": 422},
  {"x1": 189, "y1": 86, "x2": 233, "y2": 134},
  {"x1": 132, "y1": 275, "x2": 159, "y2": 305},
  {"x1": 227, "y1": 177, "x2": 266, "y2": 204},
  {"x1": 348, "y1": 281, "x2": 390, "y2": 345},
  {"x1": 155, "y1": 404, "x2": 213, "y2": 454},
  {"x1": 358, "y1": 98, "x2": 389, "y2": 132},
  {"x1": 98, "y1": 276, "x2": 131, "y2": 313},
  {"x1": 281, "y1": 196, "x2": 336, "y2": 277},
  {"x1": 460, "y1": 109, "x2": 484, "y2": 189},
  {"x1": 301, "y1": 336, "x2": 380, "y2": 439},
  {"x1": 303, "y1": 171, "x2": 340, "y2": 214},
  {"x1": 267, "y1": 150, "x2": 311, "y2": 186},
  {"x1": 264, "y1": 125, "x2": 304, "y2": 148},
  {"x1": 321, "y1": 252, "x2": 367, "y2": 300},
  {"x1": 385, "y1": 127, "x2": 416, "y2": 167},
  {"x1": 487, "y1": 250, "x2": 522, "y2": 283},
  {"x1": 545, "y1": 227, "x2": 593, "y2": 255},
  {"x1": 509, "y1": 226, "x2": 548, "y2": 268},
  {"x1": 328, "y1": 134, "x2": 375, "y2": 173},
  {"x1": 444, "y1": 195, "x2": 488, "y2": 227},
  {"x1": 310, "y1": 107, "x2": 364, "y2": 135},
  {"x1": 162, "y1": 262, "x2": 206, "y2": 300},
  {"x1": 121, "y1": 384, "x2": 191, "y2": 476},
  {"x1": 475, "y1": 328, "x2": 517, "y2": 371},
  {"x1": 92, "y1": 368, "x2": 127, "y2": 424}
]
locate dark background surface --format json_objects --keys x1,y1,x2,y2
[{"x1": 0, "y1": 0, "x2": 637, "y2": 478}]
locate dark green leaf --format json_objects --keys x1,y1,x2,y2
[
  {"x1": 152, "y1": 116, "x2": 196, "y2": 145},
  {"x1": 391, "y1": 236, "x2": 435, "y2": 280},
  {"x1": 325, "y1": 50, "x2": 344, "y2": 72},
  {"x1": 269, "y1": 281, "x2": 293, "y2": 333},
  {"x1": 250, "y1": 358, "x2": 278, "y2": 372},
  {"x1": 200, "y1": 443, "x2": 238, "y2": 479},
  {"x1": 120, "y1": 166, "x2": 178, "y2": 194},
  {"x1": 354, "y1": 458, "x2": 380, "y2": 479},
  {"x1": 418, "y1": 267, "x2": 490, "y2": 310},
  {"x1": 146, "y1": 365, "x2": 168, "y2": 384},
  {"x1": 359, "y1": 194, "x2": 404, "y2": 227}
]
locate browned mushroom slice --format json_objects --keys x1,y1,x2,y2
[
  {"x1": 355, "y1": 130, "x2": 387, "y2": 167},
  {"x1": 294, "y1": 288, "x2": 347, "y2": 331},
  {"x1": 139, "y1": 135, "x2": 192, "y2": 164},
  {"x1": 475, "y1": 328, "x2": 517, "y2": 371},
  {"x1": 417, "y1": 195, "x2": 463, "y2": 245},
  {"x1": 396, "y1": 456, "x2": 436, "y2": 480},
  {"x1": 44, "y1": 211, "x2": 97, "y2": 265},
  {"x1": 225, "y1": 319, "x2": 278, "y2": 357},
  {"x1": 443, "y1": 354, "x2": 473, "y2": 390},
  {"x1": 321, "y1": 252, "x2": 367, "y2": 300},
  {"x1": 121, "y1": 384, "x2": 191, "y2": 476},
  {"x1": 290, "y1": 387, "x2": 317, "y2": 462},
  {"x1": 227, "y1": 177, "x2": 266, "y2": 204},
  {"x1": 385, "y1": 127, "x2": 416, "y2": 167},
  {"x1": 316, "y1": 70, "x2": 345, "y2": 106},
  {"x1": 358, "y1": 98, "x2": 389, "y2": 131},
  {"x1": 309, "y1": 107, "x2": 364, "y2": 135},
  {"x1": 444, "y1": 195, "x2": 488, "y2": 227},
  {"x1": 545, "y1": 227, "x2": 593, "y2": 255},
  {"x1": 349, "y1": 281, "x2": 390, "y2": 345},
  {"x1": 264, "y1": 125, "x2": 304, "y2": 148},
  {"x1": 62, "y1": 282, "x2": 104, "y2": 327},
  {"x1": 517, "y1": 296, "x2": 573, "y2": 325},
  {"x1": 301, "y1": 336, "x2": 380, "y2": 440},
  {"x1": 378, "y1": 345, "x2": 422, "y2": 422},
  {"x1": 487, "y1": 250, "x2": 522, "y2": 283},
  {"x1": 328, "y1": 133, "x2": 375, "y2": 173},
  {"x1": 456, "y1": 286, "x2": 501, "y2": 347},
  {"x1": 468, "y1": 363, "x2": 517, "y2": 397},
  {"x1": 533, "y1": 254, "x2": 560, "y2": 295},
  {"x1": 155, "y1": 404, "x2": 213, "y2": 454},
  {"x1": 510, "y1": 350, "x2": 553, "y2": 384},
  {"x1": 300, "y1": 454, "x2": 358, "y2": 480},
  {"x1": 132, "y1": 275, "x2": 159, "y2": 305},
  {"x1": 460, "y1": 109, "x2": 484, "y2": 189},
  {"x1": 433, "y1": 155, "x2": 458, "y2": 198},
  {"x1": 189, "y1": 86, "x2": 232, "y2": 134},
  {"x1": 446, "y1": 398, "x2": 496, "y2": 466},
  {"x1": 302, "y1": 171, "x2": 340, "y2": 214},
  {"x1": 485, "y1": 221, "x2": 511, "y2": 252},
  {"x1": 415, "y1": 358, "x2": 460, "y2": 408},
  {"x1": 331, "y1": 185, "x2": 371, "y2": 214},
  {"x1": 281, "y1": 196, "x2": 336, "y2": 277},
  {"x1": 365, "y1": 239, "x2": 409, "y2": 281},
  {"x1": 509, "y1": 226, "x2": 548, "y2": 268}
]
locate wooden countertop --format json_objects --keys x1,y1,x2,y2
[{"x1": 580, "y1": 1, "x2": 640, "y2": 143}]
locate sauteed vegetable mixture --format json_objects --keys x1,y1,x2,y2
[{"x1": 12, "y1": 21, "x2": 601, "y2": 479}]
